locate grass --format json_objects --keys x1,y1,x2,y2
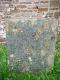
[{"x1": 0, "y1": 42, "x2": 60, "y2": 80}]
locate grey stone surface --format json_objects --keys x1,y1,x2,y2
[{"x1": 6, "y1": 18, "x2": 57, "y2": 72}]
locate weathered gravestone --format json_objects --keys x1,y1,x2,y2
[{"x1": 6, "y1": 17, "x2": 58, "y2": 72}]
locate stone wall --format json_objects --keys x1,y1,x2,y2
[{"x1": 0, "y1": 0, "x2": 59, "y2": 17}]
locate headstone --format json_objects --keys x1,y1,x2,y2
[{"x1": 6, "y1": 18, "x2": 58, "y2": 72}]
